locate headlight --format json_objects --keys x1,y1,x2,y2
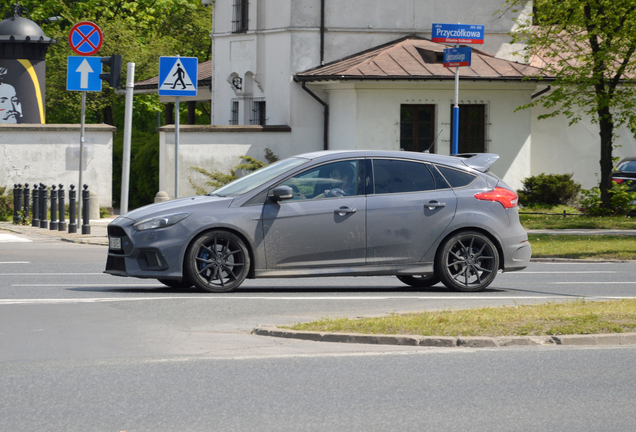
[{"x1": 133, "y1": 213, "x2": 191, "y2": 231}]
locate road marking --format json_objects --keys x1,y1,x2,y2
[
  {"x1": 0, "y1": 234, "x2": 32, "y2": 243},
  {"x1": 2, "y1": 295, "x2": 636, "y2": 306},
  {"x1": 505, "y1": 271, "x2": 616, "y2": 274},
  {"x1": 551, "y1": 281, "x2": 636, "y2": 284},
  {"x1": 0, "y1": 273, "x2": 106, "y2": 276},
  {"x1": 0, "y1": 262, "x2": 30, "y2": 264}
]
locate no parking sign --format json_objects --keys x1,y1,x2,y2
[{"x1": 68, "y1": 21, "x2": 103, "y2": 56}]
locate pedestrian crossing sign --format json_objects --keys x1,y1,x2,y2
[{"x1": 158, "y1": 56, "x2": 198, "y2": 97}]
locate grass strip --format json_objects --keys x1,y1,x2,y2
[
  {"x1": 528, "y1": 234, "x2": 636, "y2": 260},
  {"x1": 520, "y1": 213, "x2": 636, "y2": 230},
  {"x1": 287, "y1": 299, "x2": 636, "y2": 337}
]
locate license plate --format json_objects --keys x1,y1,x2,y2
[{"x1": 109, "y1": 237, "x2": 122, "y2": 250}]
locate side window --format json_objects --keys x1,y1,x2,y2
[
  {"x1": 436, "y1": 165, "x2": 477, "y2": 188},
  {"x1": 280, "y1": 160, "x2": 360, "y2": 200},
  {"x1": 372, "y1": 159, "x2": 435, "y2": 194}
]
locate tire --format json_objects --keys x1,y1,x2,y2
[
  {"x1": 396, "y1": 275, "x2": 440, "y2": 288},
  {"x1": 158, "y1": 279, "x2": 193, "y2": 289},
  {"x1": 435, "y1": 231, "x2": 499, "y2": 292},
  {"x1": 185, "y1": 230, "x2": 250, "y2": 293}
]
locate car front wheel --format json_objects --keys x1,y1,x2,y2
[
  {"x1": 435, "y1": 231, "x2": 499, "y2": 292},
  {"x1": 185, "y1": 230, "x2": 250, "y2": 293}
]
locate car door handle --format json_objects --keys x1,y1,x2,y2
[
  {"x1": 335, "y1": 207, "x2": 357, "y2": 216},
  {"x1": 426, "y1": 201, "x2": 446, "y2": 210}
]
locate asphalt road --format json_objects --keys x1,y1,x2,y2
[{"x1": 2, "y1": 231, "x2": 636, "y2": 431}]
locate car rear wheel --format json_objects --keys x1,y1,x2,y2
[
  {"x1": 435, "y1": 231, "x2": 499, "y2": 292},
  {"x1": 158, "y1": 279, "x2": 193, "y2": 289},
  {"x1": 185, "y1": 230, "x2": 250, "y2": 293},
  {"x1": 396, "y1": 275, "x2": 440, "y2": 288}
]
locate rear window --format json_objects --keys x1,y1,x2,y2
[
  {"x1": 436, "y1": 166, "x2": 477, "y2": 188},
  {"x1": 618, "y1": 161, "x2": 636, "y2": 172}
]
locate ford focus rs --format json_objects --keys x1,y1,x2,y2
[{"x1": 105, "y1": 150, "x2": 531, "y2": 292}]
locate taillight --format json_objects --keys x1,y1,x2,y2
[
  {"x1": 613, "y1": 178, "x2": 624, "y2": 184},
  {"x1": 474, "y1": 187, "x2": 518, "y2": 209}
]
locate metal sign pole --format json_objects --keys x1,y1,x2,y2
[
  {"x1": 452, "y1": 64, "x2": 459, "y2": 155},
  {"x1": 78, "y1": 90, "x2": 86, "y2": 219},
  {"x1": 174, "y1": 95, "x2": 180, "y2": 199},
  {"x1": 120, "y1": 62, "x2": 135, "y2": 214}
]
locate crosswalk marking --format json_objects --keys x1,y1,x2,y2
[{"x1": 0, "y1": 234, "x2": 32, "y2": 243}]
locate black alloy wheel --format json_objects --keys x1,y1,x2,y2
[
  {"x1": 435, "y1": 231, "x2": 499, "y2": 292},
  {"x1": 185, "y1": 230, "x2": 250, "y2": 293},
  {"x1": 396, "y1": 275, "x2": 441, "y2": 288}
]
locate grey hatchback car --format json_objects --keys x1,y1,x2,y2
[{"x1": 105, "y1": 150, "x2": 531, "y2": 292}]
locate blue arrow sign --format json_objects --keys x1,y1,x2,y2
[
  {"x1": 67, "y1": 56, "x2": 102, "y2": 92},
  {"x1": 158, "y1": 57, "x2": 198, "y2": 97}
]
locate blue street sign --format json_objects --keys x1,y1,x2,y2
[
  {"x1": 443, "y1": 47, "x2": 472, "y2": 67},
  {"x1": 158, "y1": 57, "x2": 198, "y2": 97},
  {"x1": 432, "y1": 23, "x2": 484, "y2": 44},
  {"x1": 67, "y1": 56, "x2": 102, "y2": 92}
]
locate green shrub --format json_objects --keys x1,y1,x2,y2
[
  {"x1": 517, "y1": 173, "x2": 581, "y2": 207},
  {"x1": 0, "y1": 186, "x2": 13, "y2": 221},
  {"x1": 579, "y1": 183, "x2": 636, "y2": 216}
]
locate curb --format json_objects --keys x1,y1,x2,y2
[{"x1": 252, "y1": 326, "x2": 636, "y2": 348}]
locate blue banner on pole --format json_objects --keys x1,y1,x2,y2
[
  {"x1": 432, "y1": 23, "x2": 484, "y2": 44},
  {"x1": 443, "y1": 47, "x2": 472, "y2": 68}
]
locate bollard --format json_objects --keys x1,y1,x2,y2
[
  {"x1": 68, "y1": 184, "x2": 77, "y2": 233},
  {"x1": 13, "y1": 184, "x2": 22, "y2": 224},
  {"x1": 32, "y1": 184, "x2": 39, "y2": 227},
  {"x1": 82, "y1": 184, "x2": 91, "y2": 235},
  {"x1": 58, "y1": 184, "x2": 66, "y2": 232},
  {"x1": 39, "y1": 183, "x2": 48, "y2": 229},
  {"x1": 23, "y1": 183, "x2": 29, "y2": 224},
  {"x1": 49, "y1": 185, "x2": 58, "y2": 230}
]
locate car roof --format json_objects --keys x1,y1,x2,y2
[{"x1": 293, "y1": 150, "x2": 499, "y2": 172}]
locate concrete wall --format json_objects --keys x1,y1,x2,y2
[
  {"x1": 530, "y1": 105, "x2": 636, "y2": 190},
  {"x1": 0, "y1": 124, "x2": 115, "y2": 207},
  {"x1": 158, "y1": 125, "x2": 293, "y2": 198}
]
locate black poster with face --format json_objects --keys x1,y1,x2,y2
[{"x1": 0, "y1": 59, "x2": 46, "y2": 124}]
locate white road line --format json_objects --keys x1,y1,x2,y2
[
  {"x1": 0, "y1": 234, "x2": 32, "y2": 243},
  {"x1": 551, "y1": 281, "x2": 636, "y2": 284},
  {"x1": 505, "y1": 271, "x2": 616, "y2": 274},
  {"x1": 0, "y1": 273, "x2": 106, "y2": 276},
  {"x1": 0, "y1": 262, "x2": 30, "y2": 264},
  {"x1": 12, "y1": 283, "x2": 160, "y2": 287},
  {"x1": 1, "y1": 295, "x2": 635, "y2": 306}
]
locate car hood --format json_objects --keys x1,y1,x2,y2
[{"x1": 112, "y1": 195, "x2": 234, "y2": 223}]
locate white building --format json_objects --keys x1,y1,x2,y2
[{"x1": 157, "y1": 0, "x2": 636, "y2": 197}]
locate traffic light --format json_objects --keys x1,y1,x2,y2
[{"x1": 99, "y1": 55, "x2": 122, "y2": 88}]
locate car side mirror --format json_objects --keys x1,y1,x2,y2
[{"x1": 271, "y1": 185, "x2": 294, "y2": 202}]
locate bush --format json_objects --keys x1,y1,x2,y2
[
  {"x1": 579, "y1": 183, "x2": 636, "y2": 216},
  {"x1": 0, "y1": 186, "x2": 13, "y2": 221},
  {"x1": 517, "y1": 173, "x2": 581, "y2": 207}
]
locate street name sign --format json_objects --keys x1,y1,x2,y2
[
  {"x1": 67, "y1": 56, "x2": 102, "y2": 92},
  {"x1": 432, "y1": 23, "x2": 484, "y2": 44},
  {"x1": 158, "y1": 57, "x2": 198, "y2": 97},
  {"x1": 443, "y1": 47, "x2": 472, "y2": 67},
  {"x1": 68, "y1": 21, "x2": 103, "y2": 56}
]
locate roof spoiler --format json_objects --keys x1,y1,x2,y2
[{"x1": 454, "y1": 153, "x2": 499, "y2": 172}]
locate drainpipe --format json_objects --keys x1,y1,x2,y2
[
  {"x1": 531, "y1": 85, "x2": 551, "y2": 99},
  {"x1": 301, "y1": 81, "x2": 329, "y2": 150},
  {"x1": 320, "y1": 0, "x2": 325, "y2": 65}
]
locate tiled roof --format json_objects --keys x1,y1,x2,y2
[
  {"x1": 135, "y1": 59, "x2": 212, "y2": 89},
  {"x1": 296, "y1": 36, "x2": 552, "y2": 82}
]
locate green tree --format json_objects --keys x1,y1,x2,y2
[
  {"x1": 1, "y1": 0, "x2": 212, "y2": 208},
  {"x1": 504, "y1": 0, "x2": 636, "y2": 210}
]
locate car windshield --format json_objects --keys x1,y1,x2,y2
[{"x1": 209, "y1": 157, "x2": 308, "y2": 197}]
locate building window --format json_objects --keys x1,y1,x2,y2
[
  {"x1": 230, "y1": 98, "x2": 239, "y2": 125},
  {"x1": 250, "y1": 98, "x2": 266, "y2": 126},
  {"x1": 450, "y1": 104, "x2": 486, "y2": 153},
  {"x1": 232, "y1": 0, "x2": 249, "y2": 33},
  {"x1": 400, "y1": 105, "x2": 436, "y2": 153}
]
